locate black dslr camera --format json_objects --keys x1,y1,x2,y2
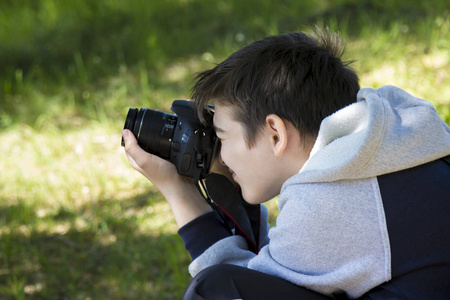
[{"x1": 121, "y1": 100, "x2": 218, "y2": 181}]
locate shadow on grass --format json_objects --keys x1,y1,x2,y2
[{"x1": 0, "y1": 190, "x2": 192, "y2": 300}]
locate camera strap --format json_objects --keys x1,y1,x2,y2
[
  {"x1": 196, "y1": 173, "x2": 259, "y2": 254},
  {"x1": 193, "y1": 171, "x2": 234, "y2": 236},
  {"x1": 205, "y1": 173, "x2": 260, "y2": 253}
]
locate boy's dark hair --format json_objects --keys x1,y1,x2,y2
[{"x1": 191, "y1": 27, "x2": 360, "y2": 147}]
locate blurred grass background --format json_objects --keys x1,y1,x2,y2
[{"x1": 0, "y1": 0, "x2": 449, "y2": 299}]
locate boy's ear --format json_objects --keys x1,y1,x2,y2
[{"x1": 265, "y1": 114, "x2": 288, "y2": 157}]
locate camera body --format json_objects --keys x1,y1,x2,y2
[{"x1": 122, "y1": 100, "x2": 218, "y2": 180}]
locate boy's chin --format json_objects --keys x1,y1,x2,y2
[{"x1": 241, "y1": 190, "x2": 268, "y2": 205}]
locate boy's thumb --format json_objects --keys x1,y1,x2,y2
[
  {"x1": 122, "y1": 129, "x2": 129, "y2": 140},
  {"x1": 122, "y1": 129, "x2": 136, "y2": 148}
]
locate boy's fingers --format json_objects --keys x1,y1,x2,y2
[{"x1": 122, "y1": 129, "x2": 179, "y2": 184}]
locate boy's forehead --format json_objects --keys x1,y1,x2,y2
[{"x1": 213, "y1": 103, "x2": 236, "y2": 130}]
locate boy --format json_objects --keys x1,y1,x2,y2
[{"x1": 122, "y1": 28, "x2": 450, "y2": 299}]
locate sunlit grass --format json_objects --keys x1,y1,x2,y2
[
  {"x1": 343, "y1": 12, "x2": 450, "y2": 123},
  {"x1": 0, "y1": 123, "x2": 190, "y2": 299}
]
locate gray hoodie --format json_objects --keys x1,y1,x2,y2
[{"x1": 188, "y1": 85, "x2": 450, "y2": 298}]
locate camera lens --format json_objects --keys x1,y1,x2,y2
[{"x1": 122, "y1": 108, "x2": 177, "y2": 159}]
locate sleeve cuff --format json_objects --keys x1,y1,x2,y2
[{"x1": 178, "y1": 211, "x2": 232, "y2": 260}]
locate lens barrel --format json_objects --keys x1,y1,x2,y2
[{"x1": 122, "y1": 108, "x2": 177, "y2": 159}]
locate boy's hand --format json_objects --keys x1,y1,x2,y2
[
  {"x1": 122, "y1": 129, "x2": 211, "y2": 227},
  {"x1": 122, "y1": 129, "x2": 178, "y2": 188}
]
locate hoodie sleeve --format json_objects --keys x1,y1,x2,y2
[
  {"x1": 186, "y1": 204, "x2": 269, "y2": 277},
  {"x1": 178, "y1": 211, "x2": 232, "y2": 260}
]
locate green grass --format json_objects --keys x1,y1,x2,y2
[
  {"x1": 0, "y1": 124, "x2": 191, "y2": 299},
  {"x1": 1, "y1": 0, "x2": 449, "y2": 299}
]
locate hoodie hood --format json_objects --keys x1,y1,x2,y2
[{"x1": 286, "y1": 85, "x2": 450, "y2": 185}]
